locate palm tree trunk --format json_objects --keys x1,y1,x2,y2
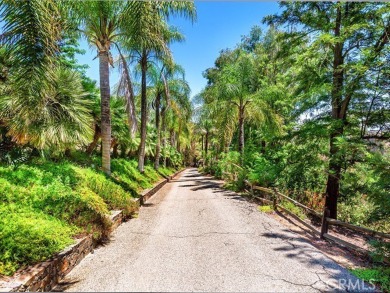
[
  {"x1": 154, "y1": 92, "x2": 161, "y2": 170},
  {"x1": 161, "y1": 106, "x2": 167, "y2": 167},
  {"x1": 205, "y1": 131, "x2": 209, "y2": 156},
  {"x1": 118, "y1": 51, "x2": 137, "y2": 137},
  {"x1": 177, "y1": 125, "x2": 181, "y2": 152},
  {"x1": 112, "y1": 138, "x2": 119, "y2": 158},
  {"x1": 86, "y1": 123, "x2": 101, "y2": 155},
  {"x1": 99, "y1": 51, "x2": 111, "y2": 175},
  {"x1": 138, "y1": 50, "x2": 148, "y2": 173},
  {"x1": 238, "y1": 103, "x2": 245, "y2": 157},
  {"x1": 120, "y1": 144, "x2": 127, "y2": 157}
]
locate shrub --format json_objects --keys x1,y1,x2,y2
[
  {"x1": 248, "y1": 154, "x2": 278, "y2": 187},
  {"x1": 337, "y1": 197, "x2": 375, "y2": 227},
  {"x1": 0, "y1": 158, "x2": 174, "y2": 276},
  {"x1": 257, "y1": 205, "x2": 273, "y2": 213},
  {"x1": 280, "y1": 200, "x2": 307, "y2": 220},
  {"x1": 351, "y1": 266, "x2": 390, "y2": 292},
  {"x1": 368, "y1": 240, "x2": 390, "y2": 264},
  {"x1": 0, "y1": 205, "x2": 76, "y2": 276}
]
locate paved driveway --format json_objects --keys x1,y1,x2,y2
[{"x1": 60, "y1": 168, "x2": 371, "y2": 292}]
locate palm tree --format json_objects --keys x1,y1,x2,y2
[
  {"x1": 76, "y1": 1, "x2": 127, "y2": 175},
  {"x1": 148, "y1": 62, "x2": 190, "y2": 169},
  {"x1": 121, "y1": 1, "x2": 195, "y2": 172},
  {"x1": 0, "y1": 1, "x2": 94, "y2": 152},
  {"x1": 204, "y1": 49, "x2": 281, "y2": 161},
  {"x1": 0, "y1": 0, "x2": 63, "y2": 96},
  {"x1": 0, "y1": 66, "x2": 93, "y2": 151}
]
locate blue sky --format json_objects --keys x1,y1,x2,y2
[{"x1": 76, "y1": 2, "x2": 280, "y2": 98}]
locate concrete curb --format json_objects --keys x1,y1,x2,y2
[
  {"x1": 0, "y1": 168, "x2": 186, "y2": 292},
  {"x1": 139, "y1": 168, "x2": 185, "y2": 205}
]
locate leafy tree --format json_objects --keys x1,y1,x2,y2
[{"x1": 265, "y1": 2, "x2": 390, "y2": 218}]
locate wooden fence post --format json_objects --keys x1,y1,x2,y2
[
  {"x1": 272, "y1": 189, "x2": 278, "y2": 211},
  {"x1": 320, "y1": 207, "x2": 330, "y2": 239}
]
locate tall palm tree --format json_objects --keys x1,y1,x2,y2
[
  {"x1": 122, "y1": 1, "x2": 195, "y2": 172},
  {"x1": 76, "y1": 1, "x2": 126, "y2": 175}
]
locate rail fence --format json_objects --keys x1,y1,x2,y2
[{"x1": 244, "y1": 180, "x2": 390, "y2": 261}]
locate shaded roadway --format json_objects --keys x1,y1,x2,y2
[{"x1": 58, "y1": 168, "x2": 371, "y2": 292}]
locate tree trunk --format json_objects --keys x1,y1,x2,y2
[
  {"x1": 86, "y1": 123, "x2": 101, "y2": 155},
  {"x1": 138, "y1": 51, "x2": 148, "y2": 173},
  {"x1": 120, "y1": 144, "x2": 127, "y2": 157},
  {"x1": 118, "y1": 51, "x2": 137, "y2": 137},
  {"x1": 238, "y1": 102, "x2": 245, "y2": 157},
  {"x1": 154, "y1": 92, "x2": 161, "y2": 170},
  {"x1": 112, "y1": 138, "x2": 119, "y2": 158},
  {"x1": 161, "y1": 106, "x2": 167, "y2": 167},
  {"x1": 64, "y1": 148, "x2": 71, "y2": 158},
  {"x1": 325, "y1": 6, "x2": 344, "y2": 219},
  {"x1": 205, "y1": 131, "x2": 209, "y2": 156},
  {"x1": 99, "y1": 51, "x2": 111, "y2": 176},
  {"x1": 170, "y1": 129, "x2": 175, "y2": 147},
  {"x1": 177, "y1": 125, "x2": 181, "y2": 153},
  {"x1": 261, "y1": 140, "x2": 266, "y2": 154}
]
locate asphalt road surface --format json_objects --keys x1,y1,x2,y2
[{"x1": 59, "y1": 168, "x2": 370, "y2": 292}]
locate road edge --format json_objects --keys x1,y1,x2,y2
[{"x1": 0, "y1": 168, "x2": 186, "y2": 292}]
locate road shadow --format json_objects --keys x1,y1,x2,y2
[
  {"x1": 177, "y1": 176, "x2": 246, "y2": 203},
  {"x1": 260, "y1": 231, "x2": 374, "y2": 291}
]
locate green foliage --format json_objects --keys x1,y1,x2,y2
[
  {"x1": 0, "y1": 205, "x2": 76, "y2": 276},
  {"x1": 162, "y1": 145, "x2": 183, "y2": 169},
  {"x1": 257, "y1": 205, "x2": 273, "y2": 213},
  {"x1": 216, "y1": 151, "x2": 241, "y2": 179},
  {"x1": 0, "y1": 67, "x2": 93, "y2": 152},
  {"x1": 366, "y1": 154, "x2": 390, "y2": 221},
  {"x1": 0, "y1": 157, "x2": 175, "y2": 276},
  {"x1": 280, "y1": 201, "x2": 307, "y2": 220},
  {"x1": 111, "y1": 159, "x2": 174, "y2": 194},
  {"x1": 248, "y1": 154, "x2": 278, "y2": 187},
  {"x1": 368, "y1": 240, "x2": 390, "y2": 264},
  {"x1": 338, "y1": 198, "x2": 375, "y2": 227},
  {"x1": 351, "y1": 266, "x2": 390, "y2": 292}
]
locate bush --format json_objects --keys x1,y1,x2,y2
[
  {"x1": 0, "y1": 157, "x2": 174, "y2": 276},
  {"x1": 338, "y1": 197, "x2": 375, "y2": 227},
  {"x1": 280, "y1": 201, "x2": 307, "y2": 220},
  {"x1": 0, "y1": 205, "x2": 76, "y2": 276},
  {"x1": 111, "y1": 159, "x2": 174, "y2": 195},
  {"x1": 351, "y1": 266, "x2": 390, "y2": 292},
  {"x1": 257, "y1": 205, "x2": 273, "y2": 213},
  {"x1": 248, "y1": 154, "x2": 278, "y2": 187},
  {"x1": 369, "y1": 240, "x2": 390, "y2": 264}
]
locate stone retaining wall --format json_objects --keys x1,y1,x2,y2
[
  {"x1": 0, "y1": 169, "x2": 185, "y2": 292},
  {"x1": 3, "y1": 236, "x2": 94, "y2": 292}
]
